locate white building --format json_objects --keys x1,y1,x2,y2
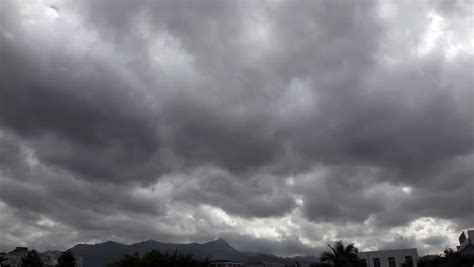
[
  {"x1": 457, "y1": 230, "x2": 474, "y2": 256},
  {"x1": 358, "y1": 248, "x2": 418, "y2": 267}
]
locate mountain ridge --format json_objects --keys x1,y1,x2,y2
[{"x1": 69, "y1": 239, "x2": 318, "y2": 267}]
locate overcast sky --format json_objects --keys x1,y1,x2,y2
[{"x1": 0, "y1": 0, "x2": 473, "y2": 257}]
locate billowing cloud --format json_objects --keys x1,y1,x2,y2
[{"x1": 0, "y1": 0, "x2": 472, "y2": 257}]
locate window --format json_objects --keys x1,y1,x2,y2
[
  {"x1": 360, "y1": 259, "x2": 367, "y2": 267},
  {"x1": 405, "y1": 256, "x2": 414, "y2": 267},
  {"x1": 388, "y1": 257, "x2": 396, "y2": 267},
  {"x1": 373, "y1": 258, "x2": 380, "y2": 267}
]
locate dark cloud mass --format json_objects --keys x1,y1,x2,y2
[{"x1": 0, "y1": 0, "x2": 473, "y2": 256}]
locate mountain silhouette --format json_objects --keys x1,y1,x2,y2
[{"x1": 69, "y1": 239, "x2": 318, "y2": 267}]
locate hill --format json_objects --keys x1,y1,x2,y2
[{"x1": 69, "y1": 239, "x2": 318, "y2": 267}]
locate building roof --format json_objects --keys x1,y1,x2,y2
[
  {"x1": 8, "y1": 247, "x2": 28, "y2": 256},
  {"x1": 359, "y1": 248, "x2": 418, "y2": 253}
]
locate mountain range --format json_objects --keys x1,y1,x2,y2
[{"x1": 69, "y1": 239, "x2": 319, "y2": 267}]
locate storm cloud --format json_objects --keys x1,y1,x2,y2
[{"x1": 0, "y1": 0, "x2": 473, "y2": 257}]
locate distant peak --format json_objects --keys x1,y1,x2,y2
[
  {"x1": 101, "y1": 241, "x2": 122, "y2": 246},
  {"x1": 207, "y1": 238, "x2": 231, "y2": 247},
  {"x1": 134, "y1": 239, "x2": 160, "y2": 245},
  {"x1": 70, "y1": 240, "x2": 123, "y2": 250}
]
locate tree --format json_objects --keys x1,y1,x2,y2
[
  {"x1": 310, "y1": 262, "x2": 331, "y2": 267},
  {"x1": 0, "y1": 254, "x2": 7, "y2": 266},
  {"x1": 416, "y1": 248, "x2": 474, "y2": 267},
  {"x1": 443, "y1": 247, "x2": 455, "y2": 257},
  {"x1": 108, "y1": 253, "x2": 140, "y2": 267},
  {"x1": 108, "y1": 250, "x2": 209, "y2": 267},
  {"x1": 21, "y1": 250, "x2": 43, "y2": 267},
  {"x1": 56, "y1": 251, "x2": 76, "y2": 267},
  {"x1": 320, "y1": 241, "x2": 360, "y2": 267}
]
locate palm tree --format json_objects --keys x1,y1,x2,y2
[{"x1": 320, "y1": 240, "x2": 360, "y2": 267}]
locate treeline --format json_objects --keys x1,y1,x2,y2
[
  {"x1": 418, "y1": 248, "x2": 474, "y2": 267},
  {"x1": 107, "y1": 250, "x2": 209, "y2": 267}
]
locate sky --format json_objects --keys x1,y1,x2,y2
[{"x1": 0, "y1": 0, "x2": 473, "y2": 257}]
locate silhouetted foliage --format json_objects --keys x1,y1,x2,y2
[
  {"x1": 417, "y1": 248, "x2": 474, "y2": 267},
  {"x1": 107, "y1": 250, "x2": 209, "y2": 267},
  {"x1": 0, "y1": 254, "x2": 6, "y2": 265},
  {"x1": 108, "y1": 253, "x2": 141, "y2": 267},
  {"x1": 320, "y1": 241, "x2": 362, "y2": 267},
  {"x1": 443, "y1": 247, "x2": 455, "y2": 257},
  {"x1": 310, "y1": 262, "x2": 331, "y2": 267},
  {"x1": 21, "y1": 250, "x2": 43, "y2": 267},
  {"x1": 56, "y1": 251, "x2": 76, "y2": 267}
]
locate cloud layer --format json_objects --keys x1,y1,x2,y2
[{"x1": 0, "y1": 0, "x2": 472, "y2": 256}]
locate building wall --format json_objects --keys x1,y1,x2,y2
[
  {"x1": 358, "y1": 248, "x2": 418, "y2": 267},
  {"x1": 468, "y1": 230, "x2": 474, "y2": 240},
  {"x1": 457, "y1": 230, "x2": 474, "y2": 255}
]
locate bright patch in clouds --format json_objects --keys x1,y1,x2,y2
[{"x1": 417, "y1": 11, "x2": 474, "y2": 59}]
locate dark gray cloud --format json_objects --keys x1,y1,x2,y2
[
  {"x1": 169, "y1": 167, "x2": 296, "y2": 218},
  {"x1": 0, "y1": 0, "x2": 472, "y2": 257}
]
